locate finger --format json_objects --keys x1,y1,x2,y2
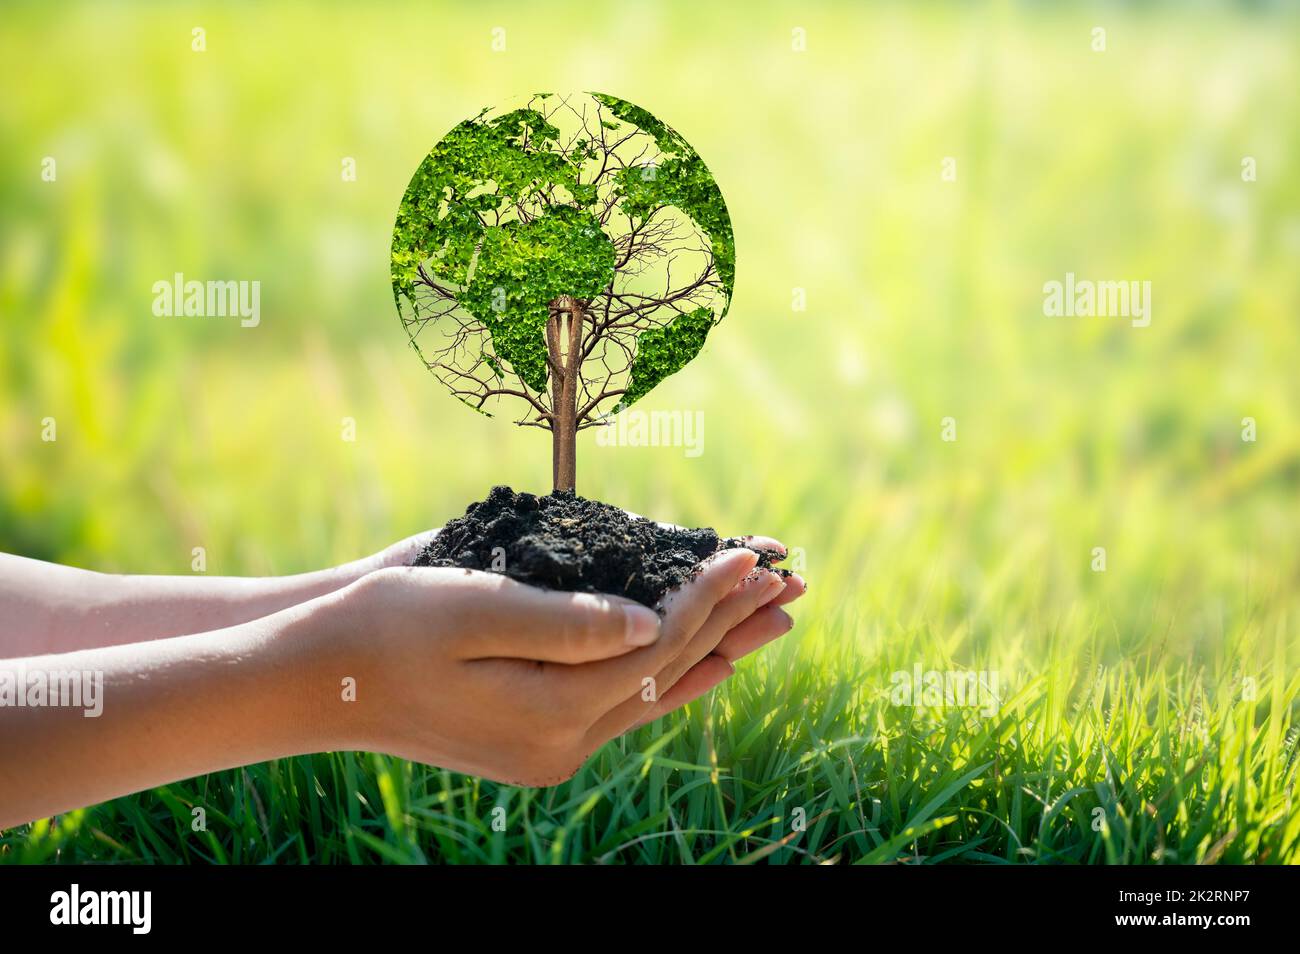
[
  {"x1": 722, "y1": 569, "x2": 803, "y2": 603},
  {"x1": 375, "y1": 530, "x2": 441, "y2": 569},
  {"x1": 439, "y1": 572, "x2": 662, "y2": 664},
  {"x1": 563, "y1": 547, "x2": 760, "y2": 706},
  {"x1": 602, "y1": 603, "x2": 796, "y2": 739},
  {"x1": 629, "y1": 655, "x2": 733, "y2": 730},
  {"x1": 729, "y1": 535, "x2": 787, "y2": 561},
  {"x1": 769, "y1": 573, "x2": 806, "y2": 607},
  {"x1": 713, "y1": 604, "x2": 795, "y2": 662},
  {"x1": 620, "y1": 510, "x2": 787, "y2": 562},
  {"x1": 582, "y1": 568, "x2": 785, "y2": 742},
  {"x1": 646, "y1": 569, "x2": 786, "y2": 695}
]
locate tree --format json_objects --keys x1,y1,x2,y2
[{"x1": 391, "y1": 92, "x2": 734, "y2": 492}]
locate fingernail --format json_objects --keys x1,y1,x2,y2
[
  {"x1": 624, "y1": 604, "x2": 662, "y2": 646},
  {"x1": 763, "y1": 541, "x2": 789, "y2": 560},
  {"x1": 716, "y1": 546, "x2": 759, "y2": 571},
  {"x1": 737, "y1": 535, "x2": 787, "y2": 558}
]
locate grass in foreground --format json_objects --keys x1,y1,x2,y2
[
  {"x1": 6, "y1": 518, "x2": 1297, "y2": 864},
  {"x1": 2, "y1": 2, "x2": 1298, "y2": 864}
]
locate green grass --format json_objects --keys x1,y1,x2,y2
[
  {"x1": 9, "y1": 602, "x2": 1299, "y2": 863},
  {"x1": 2, "y1": 1, "x2": 1299, "y2": 863},
  {"x1": 8, "y1": 509, "x2": 1298, "y2": 864}
]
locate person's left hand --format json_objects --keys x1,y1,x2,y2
[{"x1": 317, "y1": 541, "x2": 805, "y2": 785}]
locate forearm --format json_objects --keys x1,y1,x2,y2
[
  {"x1": 0, "y1": 534, "x2": 429, "y2": 655},
  {"x1": 0, "y1": 592, "x2": 353, "y2": 830}
]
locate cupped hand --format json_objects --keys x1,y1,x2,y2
[{"x1": 325, "y1": 544, "x2": 806, "y2": 787}]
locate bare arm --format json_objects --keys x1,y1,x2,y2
[
  {"x1": 0, "y1": 533, "x2": 434, "y2": 656},
  {"x1": 0, "y1": 548, "x2": 806, "y2": 830},
  {"x1": 0, "y1": 597, "x2": 335, "y2": 829}
]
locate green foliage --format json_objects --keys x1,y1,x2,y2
[
  {"x1": 619, "y1": 306, "x2": 714, "y2": 409},
  {"x1": 5, "y1": 1, "x2": 1299, "y2": 866},
  {"x1": 390, "y1": 107, "x2": 573, "y2": 303},
  {"x1": 595, "y1": 93, "x2": 736, "y2": 298},
  {"x1": 461, "y1": 207, "x2": 614, "y2": 392},
  {"x1": 390, "y1": 92, "x2": 733, "y2": 412}
]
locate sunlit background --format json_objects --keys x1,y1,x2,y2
[{"x1": 2, "y1": 1, "x2": 1298, "y2": 863}]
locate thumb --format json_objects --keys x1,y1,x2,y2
[{"x1": 450, "y1": 576, "x2": 663, "y2": 664}]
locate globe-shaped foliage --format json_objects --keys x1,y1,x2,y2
[{"x1": 391, "y1": 92, "x2": 734, "y2": 428}]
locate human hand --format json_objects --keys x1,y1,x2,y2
[
  {"x1": 0, "y1": 534, "x2": 804, "y2": 825},
  {"x1": 319, "y1": 544, "x2": 805, "y2": 786}
]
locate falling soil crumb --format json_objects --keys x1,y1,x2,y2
[{"x1": 410, "y1": 485, "x2": 789, "y2": 608}]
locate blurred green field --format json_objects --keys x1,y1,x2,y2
[{"x1": 2, "y1": 1, "x2": 1299, "y2": 863}]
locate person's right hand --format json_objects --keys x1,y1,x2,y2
[{"x1": 318, "y1": 545, "x2": 805, "y2": 787}]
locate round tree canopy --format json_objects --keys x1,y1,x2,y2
[{"x1": 391, "y1": 91, "x2": 735, "y2": 429}]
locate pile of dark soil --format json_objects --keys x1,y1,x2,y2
[{"x1": 410, "y1": 485, "x2": 787, "y2": 608}]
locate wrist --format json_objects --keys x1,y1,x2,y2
[{"x1": 281, "y1": 580, "x2": 378, "y2": 753}]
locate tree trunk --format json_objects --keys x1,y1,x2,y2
[{"x1": 547, "y1": 296, "x2": 583, "y2": 493}]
